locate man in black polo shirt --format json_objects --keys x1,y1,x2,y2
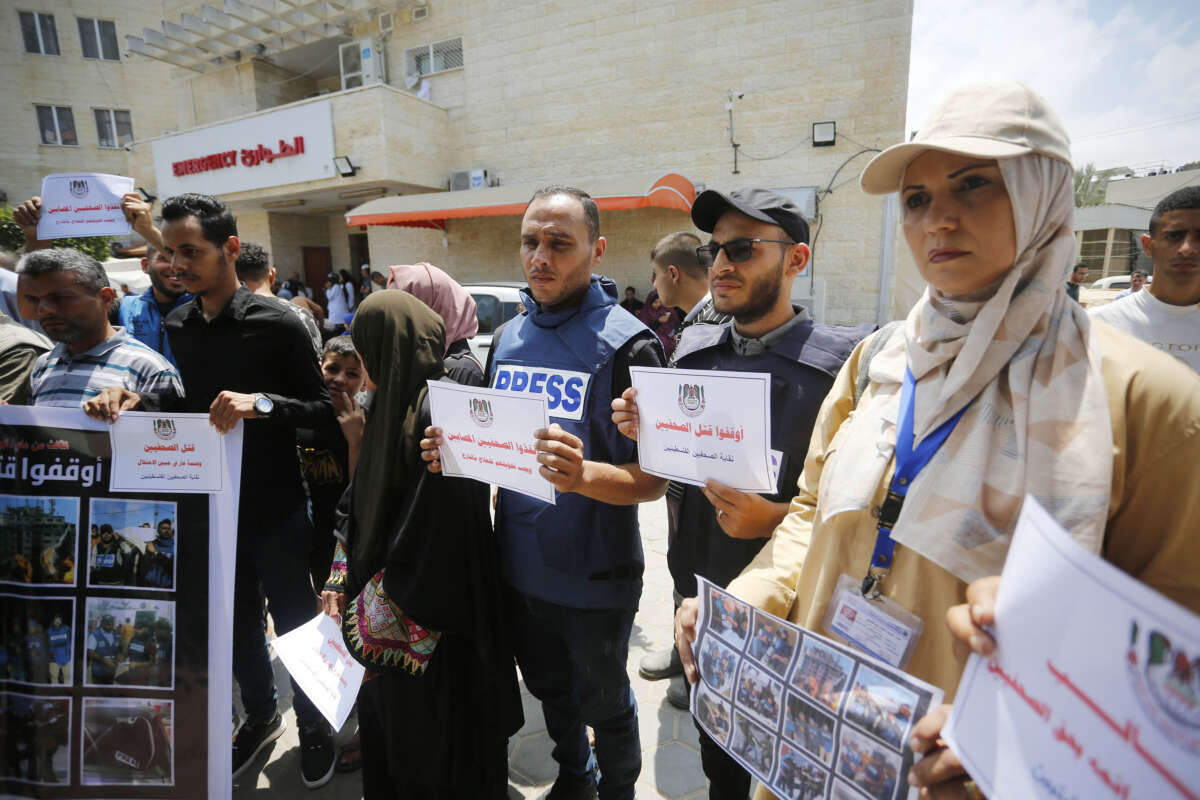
[{"x1": 158, "y1": 193, "x2": 337, "y2": 789}]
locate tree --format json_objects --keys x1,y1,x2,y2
[
  {"x1": 0, "y1": 207, "x2": 115, "y2": 262},
  {"x1": 1074, "y1": 163, "x2": 1129, "y2": 208}
]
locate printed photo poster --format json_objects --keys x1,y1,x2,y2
[
  {"x1": 690, "y1": 577, "x2": 944, "y2": 800},
  {"x1": 0, "y1": 407, "x2": 241, "y2": 800}
]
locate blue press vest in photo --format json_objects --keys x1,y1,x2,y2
[
  {"x1": 118, "y1": 289, "x2": 192, "y2": 367},
  {"x1": 88, "y1": 628, "x2": 119, "y2": 679},
  {"x1": 667, "y1": 317, "x2": 874, "y2": 596},
  {"x1": 48, "y1": 625, "x2": 71, "y2": 665},
  {"x1": 491, "y1": 276, "x2": 649, "y2": 610}
]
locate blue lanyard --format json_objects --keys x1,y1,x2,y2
[{"x1": 863, "y1": 368, "x2": 972, "y2": 597}]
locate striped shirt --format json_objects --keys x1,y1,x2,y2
[{"x1": 29, "y1": 327, "x2": 184, "y2": 408}]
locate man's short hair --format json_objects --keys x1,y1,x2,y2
[
  {"x1": 1073, "y1": 263, "x2": 1089, "y2": 272},
  {"x1": 0, "y1": 249, "x2": 18, "y2": 270},
  {"x1": 1149, "y1": 186, "x2": 1200, "y2": 235},
  {"x1": 527, "y1": 186, "x2": 600, "y2": 242},
  {"x1": 17, "y1": 248, "x2": 109, "y2": 293},
  {"x1": 322, "y1": 335, "x2": 359, "y2": 361},
  {"x1": 651, "y1": 231, "x2": 705, "y2": 278},
  {"x1": 161, "y1": 193, "x2": 238, "y2": 247},
  {"x1": 100, "y1": 524, "x2": 114, "y2": 534},
  {"x1": 1131, "y1": 269, "x2": 1147, "y2": 278},
  {"x1": 235, "y1": 242, "x2": 270, "y2": 282}
]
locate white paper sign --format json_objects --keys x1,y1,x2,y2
[
  {"x1": 271, "y1": 614, "x2": 365, "y2": 732},
  {"x1": 109, "y1": 413, "x2": 226, "y2": 493},
  {"x1": 428, "y1": 380, "x2": 555, "y2": 504},
  {"x1": 691, "y1": 576, "x2": 944, "y2": 800},
  {"x1": 37, "y1": 172, "x2": 134, "y2": 239},
  {"x1": 943, "y1": 496, "x2": 1200, "y2": 800},
  {"x1": 631, "y1": 366, "x2": 774, "y2": 493}
]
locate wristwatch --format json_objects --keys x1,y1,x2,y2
[{"x1": 253, "y1": 393, "x2": 274, "y2": 418}]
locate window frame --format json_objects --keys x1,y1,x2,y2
[
  {"x1": 19, "y1": 10, "x2": 60, "y2": 55},
  {"x1": 35, "y1": 105, "x2": 78, "y2": 147},
  {"x1": 404, "y1": 36, "x2": 464, "y2": 79},
  {"x1": 77, "y1": 16, "x2": 120, "y2": 61},
  {"x1": 93, "y1": 108, "x2": 133, "y2": 148}
]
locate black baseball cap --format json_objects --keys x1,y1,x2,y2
[{"x1": 691, "y1": 187, "x2": 810, "y2": 245}]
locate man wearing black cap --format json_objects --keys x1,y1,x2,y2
[{"x1": 613, "y1": 187, "x2": 873, "y2": 799}]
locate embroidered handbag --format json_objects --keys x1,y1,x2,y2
[{"x1": 334, "y1": 470, "x2": 441, "y2": 675}]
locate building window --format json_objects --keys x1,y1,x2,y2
[
  {"x1": 405, "y1": 37, "x2": 463, "y2": 79},
  {"x1": 94, "y1": 109, "x2": 133, "y2": 148},
  {"x1": 78, "y1": 18, "x2": 119, "y2": 60},
  {"x1": 19, "y1": 11, "x2": 60, "y2": 55},
  {"x1": 35, "y1": 105, "x2": 77, "y2": 146}
]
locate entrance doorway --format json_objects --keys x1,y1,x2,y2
[
  {"x1": 348, "y1": 232, "x2": 369, "y2": 273},
  {"x1": 303, "y1": 246, "x2": 332, "y2": 310}
]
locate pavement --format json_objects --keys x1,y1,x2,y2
[{"x1": 232, "y1": 496, "x2": 737, "y2": 799}]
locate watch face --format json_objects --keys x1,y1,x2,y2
[{"x1": 255, "y1": 396, "x2": 272, "y2": 414}]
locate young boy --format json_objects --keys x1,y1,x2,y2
[{"x1": 298, "y1": 336, "x2": 366, "y2": 591}]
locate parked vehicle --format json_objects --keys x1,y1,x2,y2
[{"x1": 464, "y1": 282, "x2": 524, "y2": 364}]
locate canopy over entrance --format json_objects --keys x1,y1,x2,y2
[{"x1": 345, "y1": 173, "x2": 696, "y2": 230}]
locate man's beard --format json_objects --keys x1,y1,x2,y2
[
  {"x1": 40, "y1": 317, "x2": 90, "y2": 344},
  {"x1": 148, "y1": 268, "x2": 185, "y2": 300},
  {"x1": 719, "y1": 255, "x2": 786, "y2": 326}
]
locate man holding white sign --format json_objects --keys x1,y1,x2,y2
[
  {"x1": 422, "y1": 186, "x2": 666, "y2": 800},
  {"x1": 613, "y1": 187, "x2": 871, "y2": 798}
]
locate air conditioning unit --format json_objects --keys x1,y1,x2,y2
[
  {"x1": 412, "y1": 5, "x2": 429, "y2": 22},
  {"x1": 449, "y1": 168, "x2": 497, "y2": 191},
  {"x1": 378, "y1": 11, "x2": 394, "y2": 33},
  {"x1": 339, "y1": 39, "x2": 386, "y2": 90}
]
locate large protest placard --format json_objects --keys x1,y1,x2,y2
[
  {"x1": 427, "y1": 379, "x2": 554, "y2": 504},
  {"x1": 943, "y1": 497, "x2": 1200, "y2": 800},
  {"x1": 36, "y1": 173, "x2": 134, "y2": 240},
  {"x1": 631, "y1": 366, "x2": 774, "y2": 493},
  {"x1": 691, "y1": 576, "x2": 943, "y2": 800},
  {"x1": 0, "y1": 407, "x2": 240, "y2": 799}
]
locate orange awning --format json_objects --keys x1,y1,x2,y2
[{"x1": 345, "y1": 172, "x2": 695, "y2": 228}]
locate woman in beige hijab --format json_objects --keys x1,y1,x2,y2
[{"x1": 675, "y1": 83, "x2": 1200, "y2": 800}]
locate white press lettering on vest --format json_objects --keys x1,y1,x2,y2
[{"x1": 492, "y1": 365, "x2": 591, "y2": 421}]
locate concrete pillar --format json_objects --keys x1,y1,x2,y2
[{"x1": 1102, "y1": 228, "x2": 1116, "y2": 278}]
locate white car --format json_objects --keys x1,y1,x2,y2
[
  {"x1": 1089, "y1": 274, "x2": 1150, "y2": 290},
  {"x1": 464, "y1": 282, "x2": 524, "y2": 365}
]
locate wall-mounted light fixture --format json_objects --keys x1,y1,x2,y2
[
  {"x1": 333, "y1": 156, "x2": 359, "y2": 177},
  {"x1": 812, "y1": 121, "x2": 836, "y2": 147}
]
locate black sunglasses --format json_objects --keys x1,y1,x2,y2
[{"x1": 696, "y1": 237, "x2": 796, "y2": 267}]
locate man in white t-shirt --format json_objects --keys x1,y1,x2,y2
[{"x1": 1091, "y1": 186, "x2": 1200, "y2": 373}]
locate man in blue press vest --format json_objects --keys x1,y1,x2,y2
[
  {"x1": 612, "y1": 187, "x2": 872, "y2": 799},
  {"x1": 423, "y1": 186, "x2": 667, "y2": 800}
]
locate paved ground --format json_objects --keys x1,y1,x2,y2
[{"x1": 232, "y1": 497, "x2": 736, "y2": 799}]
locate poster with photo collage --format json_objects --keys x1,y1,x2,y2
[
  {"x1": 691, "y1": 576, "x2": 944, "y2": 800},
  {"x1": 0, "y1": 407, "x2": 240, "y2": 799}
]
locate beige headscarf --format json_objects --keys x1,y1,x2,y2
[{"x1": 820, "y1": 85, "x2": 1112, "y2": 583}]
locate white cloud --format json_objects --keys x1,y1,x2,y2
[{"x1": 907, "y1": 0, "x2": 1200, "y2": 171}]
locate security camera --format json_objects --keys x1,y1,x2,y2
[
  {"x1": 123, "y1": 144, "x2": 133, "y2": 152},
  {"x1": 729, "y1": 89, "x2": 744, "y2": 100}
]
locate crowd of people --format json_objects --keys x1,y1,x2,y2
[{"x1": 0, "y1": 81, "x2": 1195, "y2": 800}]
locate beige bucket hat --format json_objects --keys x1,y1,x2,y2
[{"x1": 860, "y1": 82, "x2": 1073, "y2": 195}]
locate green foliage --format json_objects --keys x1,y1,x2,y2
[{"x1": 0, "y1": 206, "x2": 115, "y2": 262}]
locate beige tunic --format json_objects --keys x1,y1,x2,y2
[{"x1": 725, "y1": 322, "x2": 1200, "y2": 799}]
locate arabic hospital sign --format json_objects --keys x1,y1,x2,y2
[{"x1": 151, "y1": 100, "x2": 336, "y2": 197}]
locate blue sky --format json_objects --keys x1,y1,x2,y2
[{"x1": 907, "y1": 0, "x2": 1200, "y2": 172}]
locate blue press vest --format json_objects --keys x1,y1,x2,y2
[
  {"x1": 118, "y1": 289, "x2": 192, "y2": 367},
  {"x1": 491, "y1": 276, "x2": 649, "y2": 609},
  {"x1": 48, "y1": 625, "x2": 71, "y2": 665},
  {"x1": 667, "y1": 317, "x2": 874, "y2": 595}
]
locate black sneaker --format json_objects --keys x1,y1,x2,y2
[
  {"x1": 543, "y1": 770, "x2": 599, "y2": 800},
  {"x1": 298, "y1": 720, "x2": 336, "y2": 789},
  {"x1": 666, "y1": 673, "x2": 691, "y2": 710},
  {"x1": 232, "y1": 713, "x2": 285, "y2": 779}
]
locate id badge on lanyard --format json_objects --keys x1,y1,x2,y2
[{"x1": 822, "y1": 368, "x2": 972, "y2": 669}]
